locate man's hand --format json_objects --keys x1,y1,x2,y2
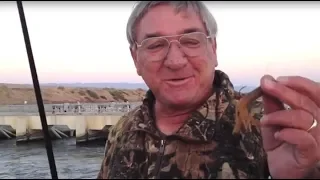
[{"x1": 259, "y1": 75, "x2": 320, "y2": 179}]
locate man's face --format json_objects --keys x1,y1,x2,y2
[{"x1": 131, "y1": 4, "x2": 217, "y2": 108}]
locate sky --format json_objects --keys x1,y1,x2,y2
[{"x1": 0, "y1": 1, "x2": 319, "y2": 86}]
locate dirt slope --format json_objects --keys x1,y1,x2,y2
[{"x1": 0, "y1": 83, "x2": 146, "y2": 105}]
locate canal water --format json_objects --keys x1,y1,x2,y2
[{"x1": 0, "y1": 138, "x2": 105, "y2": 179}]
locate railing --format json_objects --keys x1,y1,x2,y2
[{"x1": 0, "y1": 102, "x2": 142, "y2": 115}]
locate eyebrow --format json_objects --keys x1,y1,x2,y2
[
  {"x1": 142, "y1": 27, "x2": 205, "y2": 40},
  {"x1": 180, "y1": 27, "x2": 204, "y2": 34}
]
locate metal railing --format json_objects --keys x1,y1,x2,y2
[{"x1": 0, "y1": 102, "x2": 142, "y2": 115}]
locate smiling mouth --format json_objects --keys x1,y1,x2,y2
[
  {"x1": 171, "y1": 78, "x2": 186, "y2": 81},
  {"x1": 165, "y1": 77, "x2": 193, "y2": 86}
]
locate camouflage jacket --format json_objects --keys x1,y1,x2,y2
[{"x1": 97, "y1": 70, "x2": 269, "y2": 179}]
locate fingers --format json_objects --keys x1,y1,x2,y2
[
  {"x1": 259, "y1": 75, "x2": 286, "y2": 151},
  {"x1": 261, "y1": 109, "x2": 314, "y2": 131},
  {"x1": 260, "y1": 126, "x2": 282, "y2": 151},
  {"x1": 277, "y1": 76, "x2": 320, "y2": 107},
  {"x1": 260, "y1": 75, "x2": 319, "y2": 120},
  {"x1": 260, "y1": 109, "x2": 315, "y2": 152},
  {"x1": 260, "y1": 75, "x2": 285, "y2": 114},
  {"x1": 275, "y1": 128, "x2": 317, "y2": 155}
]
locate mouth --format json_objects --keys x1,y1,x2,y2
[{"x1": 165, "y1": 77, "x2": 193, "y2": 86}]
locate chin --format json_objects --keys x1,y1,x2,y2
[{"x1": 161, "y1": 90, "x2": 198, "y2": 108}]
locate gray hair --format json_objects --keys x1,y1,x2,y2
[{"x1": 126, "y1": 1, "x2": 218, "y2": 48}]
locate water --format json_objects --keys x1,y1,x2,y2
[{"x1": 0, "y1": 138, "x2": 105, "y2": 179}]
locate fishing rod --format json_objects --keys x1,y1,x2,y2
[{"x1": 16, "y1": 1, "x2": 58, "y2": 179}]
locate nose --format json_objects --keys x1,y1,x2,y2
[{"x1": 163, "y1": 42, "x2": 188, "y2": 70}]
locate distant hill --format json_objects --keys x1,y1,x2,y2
[
  {"x1": 0, "y1": 82, "x2": 258, "y2": 105},
  {"x1": 0, "y1": 83, "x2": 149, "y2": 90},
  {"x1": 233, "y1": 85, "x2": 258, "y2": 93},
  {"x1": 0, "y1": 83, "x2": 146, "y2": 105},
  {"x1": 1, "y1": 82, "x2": 257, "y2": 92}
]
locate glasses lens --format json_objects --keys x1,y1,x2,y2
[
  {"x1": 180, "y1": 32, "x2": 208, "y2": 57},
  {"x1": 139, "y1": 37, "x2": 169, "y2": 61}
]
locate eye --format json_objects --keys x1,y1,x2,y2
[
  {"x1": 147, "y1": 42, "x2": 166, "y2": 50},
  {"x1": 142, "y1": 38, "x2": 168, "y2": 52},
  {"x1": 180, "y1": 38, "x2": 200, "y2": 48}
]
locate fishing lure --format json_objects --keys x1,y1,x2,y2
[{"x1": 233, "y1": 87, "x2": 263, "y2": 134}]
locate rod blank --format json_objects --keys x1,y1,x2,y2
[{"x1": 16, "y1": 1, "x2": 58, "y2": 179}]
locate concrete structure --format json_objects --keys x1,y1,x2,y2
[
  {"x1": 0, "y1": 102, "x2": 140, "y2": 144},
  {"x1": 75, "y1": 114, "x2": 122, "y2": 143},
  {"x1": 0, "y1": 116, "x2": 16, "y2": 139},
  {"x1": 0, "y1": 114, "x2": 125, "y2": 144}
]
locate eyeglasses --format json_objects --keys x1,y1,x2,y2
[{"x1": 135, "y1": 32, "x2": 212, "y2": 62}]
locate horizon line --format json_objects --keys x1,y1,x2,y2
[{"x1": 0, "y1": 82, "x2": 260, "y2": 87}]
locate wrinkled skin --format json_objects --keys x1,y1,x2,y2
[
  {"x1": 97, "y1": 70, "x2": 269, "y2": 179},
  {"x1": 260, "y1": 75, "x2": 320, "y2": 179},
  {"x1": 131, "y1": 4, "x2": 217, "y2": 113}
]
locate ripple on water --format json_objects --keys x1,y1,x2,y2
[{"x1": 0, "y1": 138, "x2": 105, "y2": 179}]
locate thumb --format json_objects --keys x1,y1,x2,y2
[
  {"x1": 260, "y1": 75, "x2": 285, "y2": 114},
  {"x1": 260, "y1": 75, "x2": 285, "y2": 151}
]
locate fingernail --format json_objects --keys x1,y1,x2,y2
[
  {"x1": 276, "y1": 76, "x2": 288, "y2": 83},
  {"x1": 264, "y1": 78, "x2": 275, "y2": 89}
]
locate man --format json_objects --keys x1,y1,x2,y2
[{"x1": 97, "y1": 1, "x2": 320, "y2": 179}]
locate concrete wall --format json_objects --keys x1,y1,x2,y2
[
  {"x1": 0, "y1": 114, "x2": 124, "y2": 142},
  {"x1": 0, "y1": 116, "x2": 17, "y2": 129}
]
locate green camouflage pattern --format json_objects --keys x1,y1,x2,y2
[{"x1": 97, "y1": 70, "x2": 268, "y2": 179}]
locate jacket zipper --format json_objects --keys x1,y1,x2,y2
[{"x1": 155, "y1": 139, "x2": 166, "y2": 178}]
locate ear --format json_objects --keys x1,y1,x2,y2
[
  {"x1": 130, "y1": 47, "x2": 142, "y2": 76},
  {"x1": 211, "y1": 38, "x2": 218, "y2": 67}
]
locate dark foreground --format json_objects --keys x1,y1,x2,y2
[{"x1": 0, "y1": 138, "x2": 105, "y2": 179}]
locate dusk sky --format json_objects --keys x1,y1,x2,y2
[{"x1": 0, "y1": 1, "x2": 319, "y2": 86}]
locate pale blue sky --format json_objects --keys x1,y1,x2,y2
[{"x1": 0, "y1": 1, "x2": 319, "y2": 86}]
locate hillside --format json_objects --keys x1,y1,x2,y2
[
  {"x1": 0, "y1": 83, "x2": 258, "y2": 105},
  {"x1": 0, "y1": 84, "x2": 146, "y2": 105}
]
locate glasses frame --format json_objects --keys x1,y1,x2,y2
[{"x1": 135, "y1": 32, "x2": 213, "y2": 61}]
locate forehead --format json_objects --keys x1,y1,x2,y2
[{"x1": 135, "y1": 4, "x2": 207, "y2": 42}]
